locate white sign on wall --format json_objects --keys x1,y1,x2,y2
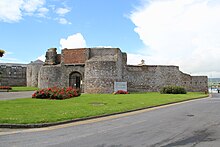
[{"x1": 114, "y1": 82, "x2": 127, "y2": 92}]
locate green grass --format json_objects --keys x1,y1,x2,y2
[
  {"x1": 0, "y1": 92, "x2": 208, "y2": 124},
  {"x1": 10, "y1": 86, "x2": 39, "y2": 92}
]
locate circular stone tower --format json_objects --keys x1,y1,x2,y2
[
  {"x1": 84, "y1": 48, "x2": 124, "y2": 94},
  {"x1": 26, "y1": 60, "x2": 44, "y2": 87}
]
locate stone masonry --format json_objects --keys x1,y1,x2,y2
[
  {"x1": 27, "y1": 47, "x2": 208, "y2": 93},
  {"x1": 0, "y1": 63, "x2": 26, "y2": 86},
  {"x1": 26, "y1": 60, "x2": 44, "y2": 87}
]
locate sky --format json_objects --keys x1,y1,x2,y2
[{"x1": 0, "y1": 0, "x2": 220, "y2": 78}]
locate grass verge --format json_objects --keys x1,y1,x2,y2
[
  {"x1": 10, "y1": 87, "x2": 39, "y2": 92},
  {"x1": 0, "y1": 92, "x2": 208, "y2": 124}
]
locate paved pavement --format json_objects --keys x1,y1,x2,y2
[
  {"x1": 0, "y1": 91, "x2": 35, "y2": 100},
  {"x1": 1, "y1": 94, "x2": 220, "y2": 147}
]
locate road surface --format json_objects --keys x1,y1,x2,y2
[
  {"x1": 0, "y1": 91, "x2": 34, "y2": 100},
  {"x1": 1, "y1": 94, "x2": 220, "y2": 147}
]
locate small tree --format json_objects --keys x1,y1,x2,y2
[{"x1": 0, "y1": 49, "x2": 5, "y2": 57}]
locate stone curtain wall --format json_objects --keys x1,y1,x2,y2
[
  {"x1": 0, "y1": 64, "x2": 26, "y2": 86},
  {"x1": 190, "y1": 76, "x2": 208, "y2": 92},
  {"x1": 62, "y1": 48, "x2": 87, "y2": 64},
  {"x1": 124, "y1": 65, "x2": 208, "y2": 92},
  {"x1": 123, "y1": 65, "x2": 180, "y2": 92}
]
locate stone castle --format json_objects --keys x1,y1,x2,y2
[{"x1": 25, "y1": 47, "x2": 208, "y2": 93}]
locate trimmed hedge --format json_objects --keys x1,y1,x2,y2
[{"x1": 160, "y1": 86, "x2": 187, "y2": 94}]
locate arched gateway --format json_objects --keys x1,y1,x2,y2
[{"x1": 69, "y1": 72, "x2": 82, "y2": 89}]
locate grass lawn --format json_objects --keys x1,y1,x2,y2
[
  {"x1": 0, "y1": 92, "x2": 208, "y2": 124},
  {"x1": 10, "y1": 86, "x2": 39, "y2": 92}
]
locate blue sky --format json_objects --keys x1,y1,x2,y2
[
  {"x1": 1, "y1": 0, "x2": 220, "y2": 77},
  {"x1": 0, "y1": 0, "x2": 144, "y2": 62}
]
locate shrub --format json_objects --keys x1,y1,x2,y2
[
  {"x1": 160, "y1": 86, "x2": 187, "y2": 94},
  {"x1": 32, "y1": 87, "x2": 80, "y2": 100},
  {"x1": 114, "y1": 90, "x2": 129, "y2": 94}
]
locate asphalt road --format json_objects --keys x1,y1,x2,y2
[
  {"x1": 1, "y1": 94, "x2": 220, "y2": 147},
  {"x1": 0, "y1": 91, "x2": 34, "y2": 100}
]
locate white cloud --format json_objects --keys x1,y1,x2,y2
[
  {"x1": 60, "y1": 33, "x2": 87, "y2": 49},
  {"x1": 37, "y1": 7, "x2": 49, "y2": 17},
  {"x1": 0, "y1": 0, "x2": 23, "y2": 22},
  {"x1": 37, "y1": 54, "x2": 45, "y2": 62},
  {"x1": 0, "y1": 0, "x2": 46, "y2": 22},
  {"x1": 127, "y1": 53, "x2": 148, "y2": 65},
  {"x1": 0, "y1": 0, "x2": 72, "y2": 24},
  {"x1": 130, "y1": 0, "x2": 220, "y2": 77},
  {"x1": 56, "y1": 7, "x2": 70, "y2": 16},
  {"x1": 22, "y1": 0, "x2": 45, "y2": 13},
  {"x1": 55, "y1": 7, "x2": 71, "y2": 24},
  {"x1": 57, "y1": 18, "x2": 71, "y2": 24}
]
